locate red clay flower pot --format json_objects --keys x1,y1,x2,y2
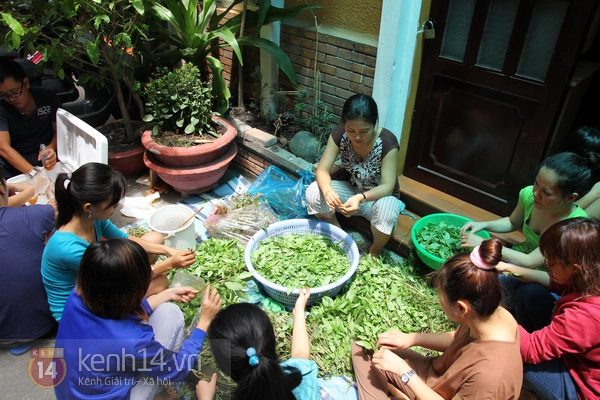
[
  {"x1": 143, "y1": 142, "x2": 238, "y2": 195},
  {"x1": 108, "y1": 145, "x2": 147, "y2": 177},
  {"x1": 141, "y1": 116, "x2": 237, "y2": 167}
]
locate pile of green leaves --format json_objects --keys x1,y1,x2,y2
[
  {"x1": 307, "y1": 256, "x2": 454, "y2": 375},
  {"x1": 250, "y1": 233, "x2": 350, "y2": 291},
  {"x1": 415, "y1": 221, "x2": 465, "y2": 260},
  {"x1": 172, "y1": 238, "x2": 453, "y2": 397},
  {"x1": 169, "y1": 238, "x2": 252, "y2": 326}
]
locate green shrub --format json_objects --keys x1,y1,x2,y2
[{"x1": 142, "y1": 63, "x2": 215, "y2": 138}]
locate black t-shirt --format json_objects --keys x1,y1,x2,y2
[{"x1": 0, "y1": 87, "x2": 61, "y2": 154}]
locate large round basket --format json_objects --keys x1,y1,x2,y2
[
  {"x1": 411, "y1": 213, "x2": 491, "y2": 270},
  {"x1": 244, "y1": 219, "x2": 360, "y2": 309}
]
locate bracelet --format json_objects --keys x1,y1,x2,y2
[
  {"x1": 151, "y1": 265, "x2": 156, "y2": 278},
  {"x1": 361, "y1": 193, "x2": 367, "y2": 201}
]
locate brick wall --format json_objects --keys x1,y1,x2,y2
[
  {"x1": 216, "y1": 10, "x2": 377, "y2": 126},
  {"x1": 216, "y1": 10, "x2": 378, "y2": 179},
  {"x1": 280, "y1": 25, "x2": 377, "y2": 125}
]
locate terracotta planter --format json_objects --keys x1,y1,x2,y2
[
  {"x1": 96, "y1": 120, "x2": 148, "y2": 177},
  {"x1": 141, "y1": 116, "x2": 237, "y2": 167},
  {"x1": 108, "y1": 145, "x2": 147, "y2": 177},
  {"x1": 143, "y1": 142, "x2": 238, "y2": 195}
]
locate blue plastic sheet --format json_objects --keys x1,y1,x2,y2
[{"x1": 247, "y1": 165, "x2": 315, "y2": 220}]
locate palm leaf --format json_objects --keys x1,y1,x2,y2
[{"x1": 238, "y1": 36, "x2": 298, "y2": 86}]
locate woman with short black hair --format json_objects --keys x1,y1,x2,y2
[{"x1": 55, "y1": 239, "x2": 221, "y2": 400}]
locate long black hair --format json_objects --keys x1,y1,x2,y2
[
  {"x1": 207, "y1": 303, "x2": 302, "y2": 400},
  {"x1": 559, "y1": 126, "x2": 600, "y2": 182},
  {"x1": 54, "y1": 162, "x2": 126, "y2": 228}
]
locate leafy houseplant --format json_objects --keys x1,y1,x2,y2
[{"x1": 142, "y1": 63, "x2": 215, "y2": 146}]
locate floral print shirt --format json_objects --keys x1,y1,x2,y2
[{"x1": 331, "y1": 124, "x2": 400, "y2": 197}]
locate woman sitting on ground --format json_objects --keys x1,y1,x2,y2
[
  {"x1": 461, "y1": 152, "x2": 597, "y2": 327},
  {"x1": 54, "y1": 239, "x2": 222, "y2": 400},
  {"x1": 42, "y1": 162, "x2": 195, "y2": 322},
  {"x1": 496, "y1": 217, "x2": 600, "y2": 400},
  {"x1": 0, "y1": 165, "x2": 57, "y2": 356},
  {"x1": 305, "y1": 94, "x2": 405, "y2": 257},
  {"x1": 352, "y1": 238, "x2": 522, "y2": 399}
]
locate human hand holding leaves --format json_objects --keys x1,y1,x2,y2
[{"x1": 376, "y1": 329, "x2": 413, "y2": 350}]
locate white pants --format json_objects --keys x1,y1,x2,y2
[
  {"x1": 305, "y1": 181, "x2": 404, "y2": 235},
  {"x1": 130, "y1": 303, "x2": 185, "y2": 400}
]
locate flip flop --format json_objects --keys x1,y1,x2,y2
[{"x1": 9, "y1": 341, "x2": 37, "y2": 356}]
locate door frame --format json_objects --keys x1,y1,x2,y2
[{"x1": 373, "y1": 0, "x2": 425, "y2": 176}]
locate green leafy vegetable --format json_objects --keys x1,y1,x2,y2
[
  {"x1": 306, "y1": 255, "x2": 455, "y2": 375},
  {"x1": 169, "y1": 238, "x2": 251, "y2": 326},
  {"x1": 250, "y1": 233, "x2": 350, "y2": 292},
  {"x1": 171, "y1": 238, "x2": 454, "y2": 396},
  {"x1": 415, "y1": 221, "x2": 465, "y2": 260},
  {"x1": 126, "y1": 225, "x2": 150, "y2": 238}
]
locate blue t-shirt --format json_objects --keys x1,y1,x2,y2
[
  {"x1": 41, "y1": 219, "x2": 127, "y2": 321},
  {"x1": 0, "y1": 204, "x2": 56, "y2": 340},
  {"x1": 55, "y1": 291, "x2": 207, "y2": 399},
  {"x1": 281, "y1": 358, "x2": 319, "y2": 400}
]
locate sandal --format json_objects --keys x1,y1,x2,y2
[{"x1": 9, "y1": 341, "x2": 37, "y2": 356}]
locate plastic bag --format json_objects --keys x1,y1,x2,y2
[
  {"x1": 247, "y1": 165, "x2": 315, "y2": 220},
  {"x1": 170, "y1": 270, "x2": 205, "y2": 291},
  {"x1": 204, "y1": 199, "x2": 279, "y2": 244}
]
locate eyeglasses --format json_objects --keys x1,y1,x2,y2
[{"x1": 0, "y1": 82, "x2": 24, "y2": 100}]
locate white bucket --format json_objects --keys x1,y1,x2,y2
[{"x1": 148, "y1": 205, "x2": 197, "y2": 250}]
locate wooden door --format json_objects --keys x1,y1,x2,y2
[{"x1": 405, "y1": 0, "x2": 598, "y2": 215}]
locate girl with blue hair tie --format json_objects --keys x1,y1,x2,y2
[{"x1": 196, "y1": 288, "x2": 317, "y2": 400}]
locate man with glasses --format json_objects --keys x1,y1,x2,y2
[{"x1": 0, "y1": 60, "x2": 60, "y2": 178}]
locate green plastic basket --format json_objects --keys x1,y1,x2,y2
[{"x1": 411, "y1": 213, "x2": 491, "y2": 270}]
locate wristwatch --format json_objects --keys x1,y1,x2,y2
[{"x1": 401, "y1": 369, "x2": 416, "y2": 384}]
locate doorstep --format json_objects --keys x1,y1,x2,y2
[{"x1": 227, "y1": 117, "x2": 525, "y2": 258}]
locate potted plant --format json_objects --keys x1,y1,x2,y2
[
  {"x1": 0, "y1": 0, "x2": 155, "y2": 175},
  {"x1": 141, "y1": 63, "x2": 238, "y2": 194},
  {"x1": 148, "y1": 0, "x2": 320, "y2": 116}
]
